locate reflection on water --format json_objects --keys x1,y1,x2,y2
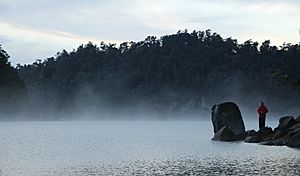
[
  {"x1": 3, "y1": 157, "x2": 299, "y2": 176},
  {"x1": 0, "y1": 121, "x2": 299, "y2": 176}
]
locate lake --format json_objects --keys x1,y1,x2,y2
[{"x1": 0, "y1": 120, "x2": 299, "y2": 175}]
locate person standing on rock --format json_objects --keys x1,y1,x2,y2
[{"x1": 257, "y1": 102, "x2": 268, "y2": 129}]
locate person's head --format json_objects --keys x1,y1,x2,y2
[{"x1": 261, "y1": 101, "x2": 264, "y2": 106}]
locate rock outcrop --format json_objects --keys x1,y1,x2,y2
[
  {"x1": 211, "y1": 102, "x2": 300, "y2": 148},
  {"x1": 277, "y1": 116, "x2": 296, "y2": 130},
  {"x1": 211, "y1": 102, "x2": 245, "y2": 141},
  {"x1": 287, "y1": 129, "x2": 300, "y2": 148},
  {"x1": 295, "y1": 116, "x2": 300, "y2": 123},
  {"x1": 244, "y1": 127, "x2": 275, "y2": 144},
  {"x1": 244, "y1": 116, "x2": 300, "y2": 148}
]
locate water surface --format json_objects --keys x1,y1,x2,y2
[{"x1": 0, "y1": 121, "x2": 299, "y2": 175}]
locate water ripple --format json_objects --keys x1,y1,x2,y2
[{"x1": 3, "y1": 156, "x2": 297, "y2": 176}]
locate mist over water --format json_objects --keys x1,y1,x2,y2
[
  {"x1": 1, "y1": 29, "x2": 300, "y2": 175},
  {"x1": 5, "y1": 30, "x2": 298, "y2": 121},
  {"x1": 0, "y1": 2, "x2": 300, "y2": 175},
  {"x1": 0, "y1": 120, "x2": 299, "y2": 176}
]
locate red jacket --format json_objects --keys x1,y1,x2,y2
[{"x1": 257, "y1": 105, "x2": 268, "y2": 114}]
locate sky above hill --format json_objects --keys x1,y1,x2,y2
[{"x1": 0, "y1": 0, "x2": 299, "y2": 65}]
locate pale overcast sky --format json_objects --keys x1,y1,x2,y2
[{"x1": 0, "y1": 0, "x2": 300, "y2": 65}]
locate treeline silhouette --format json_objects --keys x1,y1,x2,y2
[
  {"x1": 0, "y1": 45, "x2": 27, "y2": 118},
  {"x1": 2, "y1": 30, "x2": 300, "y2": 119}
]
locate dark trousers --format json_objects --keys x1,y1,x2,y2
[{"x1": 259, "y1": 114, "x2": 266, "y2": 129}]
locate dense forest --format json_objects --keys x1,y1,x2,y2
[
  {"x1": 1, "y1": 30, "x2": 300, "y2": 119},
  {"x1": 0, "y1": 45, "x2": 27, "y2": 119}
]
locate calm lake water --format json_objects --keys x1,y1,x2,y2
[{"x1": 0, "y1": 120, "x2": 299, "y2": 176}]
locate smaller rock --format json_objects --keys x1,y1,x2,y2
[
  {"x1": 273, "y1": 139, "x2": 287, "y2": 146},
  {"x1": 273, "y1": 129, "x2": 289, "y2": 140},
  {"x1": 258, "y1": 127, "x2": 273, "y2": 139},
  {"x1": 212, "y1": 126, "x2": 235, "y2": 141},
  {"x1": 286, "y1": 130, "x2": 300, "y2": 148},
  {"x1": 245, "y1": 130, "x2": 257, "y2": 137},
  {"x1": 289, "y1": 123, "x2": 300, "y2": 131},
  {"x1": 260, "y1": 140, "x2": 274, "y2": 145},
  {"x1": 289, "y1": 128, "x2": 300, "y2": 137},
  {"x1": 271, "y1": 137, "x2": 288, "y2": 146},
  {"x1": 245, "y1": 136, "x2": 261, "y2": 143},
  {"x1": 295, "y1": 115, "x2": 300, "y2": 123},
  {"x1": 278, "y1": 116, "x2": 296, "y2": 130}
]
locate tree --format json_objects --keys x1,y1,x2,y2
[
  {"x1": 16, "y1": 30, "x2": 300, "y2": 119},
  {"x1": 0, "y1": 45, "x2": 27, "y2": 118}
]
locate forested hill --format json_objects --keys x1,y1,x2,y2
[
  {"x1": 0, "y1": 46, "x2": 27, "y2": 118},
  {"x1": 15, "y1": 30, "x2": 300, "y2": 119}
]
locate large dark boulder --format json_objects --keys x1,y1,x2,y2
[
  {"x1": 212, "y1": 126, "x2": 236, "y2": 141},
  {"x1": 211, "y1": 102, "x2": 245, "y2": 141}
]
